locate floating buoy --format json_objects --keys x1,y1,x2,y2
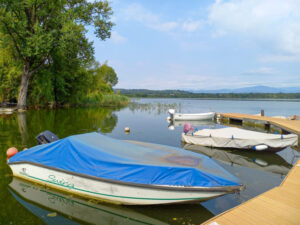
[
  {"x1": 167, "y1": 116, "x2": 171, "y2": 121},
  {"x1": 125, "y1": 127, "x2": 130, "y2": 133},
  {"x1": 253, "y1": 145, "x2": 268, "y2": 151},
  {"x1": 6, "y1": 147, "x2": 18, "y2": 159}
]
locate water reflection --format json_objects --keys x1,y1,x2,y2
[
  {"x1": 183, "y1": 144, "x2": 292, "y2": 175},
  {"x1": 1, "y1": 99, "x2": 300, "y2": 224},
  {"x1": 128, "y1": 102, "x2": 182, "y2": 115},
  {"x1": 0, "y1": 108, "x2": 118, "y2": 150},
  {"x1": 9, "y1": 178, "x2": 213, "y2": 225},
  {"x1": 168, "y1": 120, "x2": 215, "y2": 130}
]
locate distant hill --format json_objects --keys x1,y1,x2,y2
[{"x1": 189, "y1": 85, "x2": 300, "y2": 93}]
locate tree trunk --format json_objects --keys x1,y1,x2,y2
[{"x1": 17, "y1": 64, "x2": 31, "y2": 110}]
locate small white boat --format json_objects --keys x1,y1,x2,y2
[
  {"x1": 168, "y1": 109, "x2": 215, "y2": 121},
  {"x1": 182, "y1": 127, "x2": 298, "y2": 152},
  {"x1": 8, "y1": 132, "x2": 243, "y2": 205}
]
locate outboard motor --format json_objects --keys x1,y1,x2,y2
[{"x1": 36, "y1": 130, "x2": 59, "y2": 145}]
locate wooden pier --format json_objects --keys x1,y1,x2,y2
[
  {"x1": 217, "y1": 113, "x2": 300, "y2": 135},
  {"x1": 202, "y1": 158, "x2": 300, "y2": 225}
]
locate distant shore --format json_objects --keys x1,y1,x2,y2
[{"x1": 116, "y1": 89, "x2": 300, "y2": 100}]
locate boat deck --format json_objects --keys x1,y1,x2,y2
[
  {"x1": 218, "y1": 113, "x2": 300, "y2": 135},
  {"x1": 202, "y1": 158, "x2": 300, "y2": 225}
]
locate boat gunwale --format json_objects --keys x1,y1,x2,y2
[{"x1": 8, "y1": 161, "x2": 243, "y2": 193}]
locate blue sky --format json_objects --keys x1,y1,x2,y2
[{"x1": 88, "y1": 0, "x2": 300, "y2": 90}]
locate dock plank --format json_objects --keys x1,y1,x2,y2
[
  {"x1": 219, "y1": 113, "x2": 300, "y2": 135},
  {"x1": 202, "y1": 159, "x2": 300, "y2": 225}
]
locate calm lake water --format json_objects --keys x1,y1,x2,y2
[{"x1": 1, "y1": 98, "x2": 300, "y2": 225}]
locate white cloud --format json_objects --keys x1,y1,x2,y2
[
  {"x1": 110, "y1": 31, "x2": 127, "y2": 44},
  {"x1": 259, "y1": 54, "x2": 300, "y2": 62},
  {"x1": 244, "y1": 67, "x2": 277, "y2": 75},
  {"x1": 122, "y1": 3, "x2": 178, "y2": 32},
  {"x1": 182, "y1": 20, "x2": 203, "y2": 32},
  {"x1": 153, "y1": 22, "x2": 178, "y2": 32},
  {"x1": 122, "y1": 3, "x2": 204, "y2": 33},
  {"x1": 209, "y1": 0, "x2": 300, "y2": 61}
]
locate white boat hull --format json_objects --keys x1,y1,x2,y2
[
  {"x1": 9, "y1": 163, "x2": 230, "y2": 205},
  {"x1": 169, "y1": 111, "x2": 215, "y2": 121}
]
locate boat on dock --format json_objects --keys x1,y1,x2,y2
[
  {"x1": 8, "y1": 132, "x2": 243, "y2": 205},
  {"x1": 168, "y1": 109, "x2": 215, "y2": 121},
  {"x1": 182, "y1": 127, "x2": 298, "y2": 152}
]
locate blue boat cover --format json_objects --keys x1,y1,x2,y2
[{"x1": 9, "y1": 132, "x2": 240, "y2": 187}]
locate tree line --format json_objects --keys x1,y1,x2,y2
[
  {"x1": 117, "y1": 89, "x2": 300, "y2": 99},
  {"x1": 0, "y1": 0, "x2": 123, "y2": 108}
]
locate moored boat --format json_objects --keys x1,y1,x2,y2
[
  {"x1": 182, "y1": 127, "x2": 298, "y2": 152},
  {"x1": 7, "y1": 132, "x2": 243, "y2": 205},
  {"x1": 168, "y1": 109, "x2": 215, "y2": 121}
]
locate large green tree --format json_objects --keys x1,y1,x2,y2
[{"x1": 0, "y1": 0, "x2": 113, "y2": 109}]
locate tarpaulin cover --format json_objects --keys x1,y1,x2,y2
[{"x1": 9, "y1": 132, "x2": 240, "y2": 187}]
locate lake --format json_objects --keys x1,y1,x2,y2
[{"x1": 1, "y1": 98, "x2": 300, "y2": 224}]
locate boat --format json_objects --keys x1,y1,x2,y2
[
  {"x1": 168, "y1": 109, "x2": 215, "y2": 121},
  {"x1": 7, "y1": 132, "x2": 243, "y2": 205},
  {"x1": 182, "y1": 127, "x2": 298, "y2": 152},
  {"x1": 182, "y1": 144, "x2": 292, "y2": 175},
  {"x1": 9, "y1": 177, "x2": 168, "y2": 225}
]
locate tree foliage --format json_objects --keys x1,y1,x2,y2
[{"x1": 0, "y1": 0, "x2": 114, "y2": 108}]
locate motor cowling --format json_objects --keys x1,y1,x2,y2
[{"x1": 36, "y1": 130, "x2": 59, "y2": 145}]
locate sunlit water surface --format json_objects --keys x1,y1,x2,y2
[{"x1": 1, "y1": 98, "x2": 299, "y2": 225}]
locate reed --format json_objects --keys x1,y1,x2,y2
[{"x1": 98, "y1": 94, "x2": 130, "y2": 107}]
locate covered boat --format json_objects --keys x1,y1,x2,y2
[
  {"x1": 168, "y1": 109, "x2": 215, "y2": 121},
  {"x1": 8, "y1": 132, "x2": 243, "y2": 205},
  {"x1": 182, "y1": 127, "x2": 298, "y2": 152}
]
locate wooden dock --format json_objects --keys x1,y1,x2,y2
[
  {"x1": 218, "y1": 113, "x2": 300, "y2": 135},
  {"x1": 202, "y1": 158, "x2": 300, "y2": 225}
]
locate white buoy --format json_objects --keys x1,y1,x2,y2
[
  {"x1": 167, "y1": 116, "x2": 171, "y2": 121},
  {"x1": 125, "y1": 127, "x2": 130, "y2": 133},
  {"x1": 253, "y1": 145, "x2": 268, "y2": 151}
]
